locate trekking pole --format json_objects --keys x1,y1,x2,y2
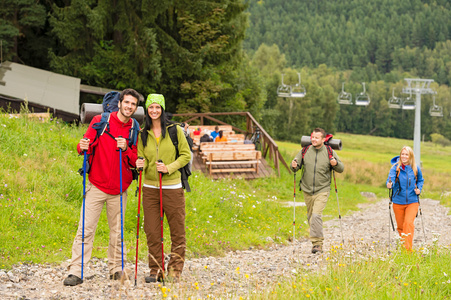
[
  {"x1": 134, "y1": 157, "x2": 144, "y2": 286},
  {"x1": 332, "y1": 170, "x2": 344, "y2": 245},
  {"x1": 416, "y1": 184, "x2": 427, "y2": 243},
  {"x1": 81, "y1": 142, "x2": 88, "y2": 283},
  {"x1": 119, "y1": 137, "x2": 125, "y2": 276},
  {"x1": 292, "y1": 170, "x2": 296, "y2": 253},
  {"x1": 158, "y1": 159, "x2": 165, "y2": 284},
  {"x1": 388, "y1": 179, "x2": 396, "y2": 254}
]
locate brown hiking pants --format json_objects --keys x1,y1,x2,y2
[
  {"x1": 304, "y1": 191, "x2": 329, "y2": 246},
  {"x1": 142, "y1": 186, "x2": 186, "y2": 276}
]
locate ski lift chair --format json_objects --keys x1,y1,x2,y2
[
  {"x1": 277, "y1": 84, "x2": 292, "y2": 97},
  {"x1": 402, "y1": 97, "x2": 416, "y2": 110},
  {"x1": 337, "y1": 82, "x2": 353, "y2": 105},
  {"x1": 355, "y1": 82, "x2": 370, "y2": 106},
  {"x1": 277, "y1": 74, "x2": 292, "y2": 97},
  {"x1": 429, "y1": 96, "x2": 443, "y2": 117},
  {"x1": 388, "y1": 88, "x2": 402, "y2": 109},
  {"x1": 290, "y1": 73, "x2": 306, "y2": 98},
  {"x1": 429, "y1": 105, "x2": 443, "y2": 117}
]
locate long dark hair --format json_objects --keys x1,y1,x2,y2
[
  {"x1": 140, "y1": 107, "x2": 167, "y2": 147},
  {"x1": 218, "y1": 130, "x2": 223, "y2": 139}
]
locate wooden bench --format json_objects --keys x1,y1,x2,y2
[
  {"x1": 206, "y1": 151, "x2": 261, "y2": 175},
  {"x1": 200, "y1": 143, "x2": 256, "y2": 162},
  {"x1": 193, "y1": 135, "x2": 245, "y2": 149}
]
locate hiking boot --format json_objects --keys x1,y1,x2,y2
[
  {"x1": 145, "y1": 274, "x2": 164, "y2": 283},
  {"x1": 63, "y1": 274, "x2": 82, "y2": 286},
  {"x1": 311, "y1": 245, "x2": 323, "y2": 254}
]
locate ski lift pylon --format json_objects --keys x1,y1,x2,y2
[
  {"x1": 355, "y1": 82, "x2": 370, "y2": 106},
  {"x1": 429, "y1": 95, "x2": 443, "y2": 117},
  {"x1": 337, "y1": 82, "x2": 352, "y2": 105},
  {"x1": 388, "y1": 88, "x2": 402, "y2": 109},
  {"x1": 290, "y1": 73, "x2": 306, "y2": 98}
]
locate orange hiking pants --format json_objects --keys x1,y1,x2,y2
[{"x1": 392, "y1": 203, "x2": 419, "y2": 250}]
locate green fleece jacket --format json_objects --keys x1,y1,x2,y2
[
  {"x1": 137, "y1": 124, "x2": 191, "y2": 187},
  {"x1": 290, "y1": 145, "x2": 344, "y2": 195}
]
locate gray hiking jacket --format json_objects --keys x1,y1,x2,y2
[{"x1": 291, "y1": 145, "x2": 344, "y2": 195}]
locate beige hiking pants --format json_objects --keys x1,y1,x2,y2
[
  {"x1": 68, "y1": 182, "x2": 128, "y2": 277},
  {"x1": 304, "y1": 191, "x2": 329, "y2": 246}
]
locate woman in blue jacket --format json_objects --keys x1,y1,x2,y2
[{"x1": 386, "y1": 146, "x2": 424, "y2": 250}]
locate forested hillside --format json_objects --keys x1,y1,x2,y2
[
  {"x1": 2, "y1": 0, "x2": 451, "y2": 142},
  {"x1": 1, "y1": 0, "x2": 264, "y2": 116},
  {"x1": 245, "y1": 0, "x2": 451, "y2": 82},
  {"x1": 244, "y1": 0, "x2": 451, "y2": 141}
]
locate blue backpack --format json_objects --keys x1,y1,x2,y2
[
  {"x1": 102, "y1": 91, "x2": 121, "y2": 113},
  {"x1": 78, "y1": 92, "x2": 140, "y2": 176}
]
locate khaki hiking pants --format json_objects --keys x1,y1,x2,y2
[
  {"x1": 68, "y1": 182, "x2": 128, "y2": 277},
  {"x1": 142, "y1": 187, "x2": 186, "y2": 277},
  {"x1": 304, "y1": 191, "x2": 329, "y2": 246},
  {"x1": 393, "y1": 203, "x2": 419, "y2": 250}
]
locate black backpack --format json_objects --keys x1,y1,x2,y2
[
  {"x1": 200, "y1": 134, "x2": 213, "y2": 143},
  {"x1": 167, "y1": 124, "x2": 192, "y2": 192}
]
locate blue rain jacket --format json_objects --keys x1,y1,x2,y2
[{"x1": 386, "y1": 156, "x2": 424, "y2": 205}]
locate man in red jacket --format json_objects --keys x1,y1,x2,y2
[{"x1": 64, "y1": 89, "x2": 140, "y2": 286}]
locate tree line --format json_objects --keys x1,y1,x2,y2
[{"x1": 1, "y1": 0, "x2": 451, "y2": 142}]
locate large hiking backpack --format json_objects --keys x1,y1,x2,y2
[
  {"x1": 167, "y1": 123, "x2": 192, "y2": 192},
  {"x1": 298, "y1": 134, "x2": 335, "y2": 190},
  {"x1": 300, "y1": 134, "x2": 335, "y2": 162},
  {"x1": 78, "y1": 92, "x2": 140, "y2": 177}
]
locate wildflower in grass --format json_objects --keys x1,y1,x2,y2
[
  {"x1": 235, "y1": 267, "x2": 240, "y2": 274},
  {"x1": 404, "y1": 283, "x2": 408, "y2": 286},
  {"x1": 204, "y1": 266, "x2": 208, "y2": 269},
  {"x1": 245, "y1": 274, "x2": 249, "y2": 279}
]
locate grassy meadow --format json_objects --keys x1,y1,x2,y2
[{"x1": 1, "y1": 110, "x2": 451, "y2": 298}]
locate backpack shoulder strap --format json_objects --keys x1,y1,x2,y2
[
  {"x1": 325, "y1": 145, "x2": 334, "y2": 160},
  {"x1": 395, "y1": 165, "x2": 400, "y2": 184},
  {"x1": 128, "y1": 118, "x2": 140, "y2": 147},
  {"x1": 301, "y1": 145, "x2": 311, "y2": 160},
  {"x1": 92, "y1": 112, "x2": 110, "y2": 136},
  {"x1": 167, "y1": 124, "x2": 180, "y2": 157}
]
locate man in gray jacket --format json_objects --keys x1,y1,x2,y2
[{"x1": 290, "y1": 128, "x2": 344, "y2": 254}]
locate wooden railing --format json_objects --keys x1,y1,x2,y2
[{"x1": 172, "y1": 112, "x2": 291, "y2": 176}]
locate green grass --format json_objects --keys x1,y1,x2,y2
[
  {"x1": 256, "y1": 240, "x2": 451, "y2": 299},
  {"x1": 1, "y1": 111, "x2": 451, "y2": 274}
]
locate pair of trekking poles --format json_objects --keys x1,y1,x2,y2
[
  {"x1": 81, "y1": 145, "x2": 165, "y2": 286},
  {"x1": 387, "y1": 179, "x2": 426, "y2": 253},
  {"x1": 134, "y1": 159, "x2": 165, "y2": 285}
]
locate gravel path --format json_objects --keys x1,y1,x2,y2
[{"x1": 1, "y1": 198, "x2": 450, "y2": 299}]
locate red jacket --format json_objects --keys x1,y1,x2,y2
[{"x1": 77, "y1": 112, "x2": 138, "y2": 195}]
